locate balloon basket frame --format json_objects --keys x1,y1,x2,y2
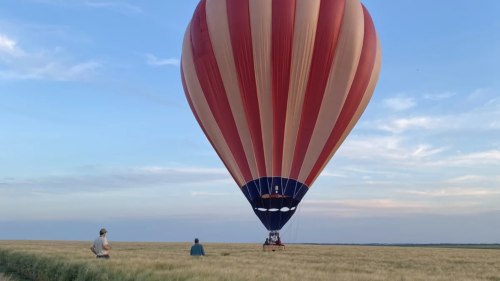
[{"x1": 263, "y1": 245, "x2": 286, "y2": 252}]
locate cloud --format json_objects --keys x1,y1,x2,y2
[
  {"x1": 446, "y1": 175, "x2": 492, "y2": 183},
  {"x1": 398, "y1": 188, "x2": 500, "y2": 197},
  {"x1": 24, "y1": 0, "x2": 142, "y2": 15},
  {"x1": 301, "y1": 199, "x2": 486, "y2": 217},
  {"x1": 23, "y1": 0, "x2": 66, "y2": 4},
  {"x1": 469, "y1": 88, "x2": 491, "y2": 100},
  {"x1": 429, "y1": 150, "x2": 500, "y2": 167},
  {"x1": 83, "y1": 1, "x2": 142, "y2": 14},
  {"x1": 0, "y1": 35, "x2": 16, "y2": 51},
  {"x1": 334, "y1": 133, "x2": 500, "y2": 170},
  {"x1": 382, "y1": 96, "x2": 416, "y2": 111},
  {"x1": 116, "y1": 166, "x2": 229, "y2": 175},
  {"x1": 341, "y1": 167, "x2": 410, "y2": 178},
  {"x1": 190, "y1": 191, "x2": 231, "y2": 196},
  {"x1": 445, "y1": 175, "x2": 486, "y2": 182},
  {"x1": 0, "y1": 33, "x2": 100, "y2": 81},
  {"x1": 423, "y1": 92, "x2": 456, "y2": 100},
  {"x1": 0, "y1": 61, "x2": 101, "y2": 81},
  {"x1": 376, "y1": 117, "x2": 436, "y2": 133},
  {"x1": 0, "y1": 166, "x2": 234, "y2": 196},
  {"x1": 22, "y1": 23, "x2": 92, "y2": 44},
  {"x1": 319, "y1": 172, "x2": 346, "y2": 177},
  {"x1": 370, "y1": 97, "x2": 500, "y2": 133},
  {"x1": 336, "y1": 135, "x2": 447, "y2": 166},
  {"x1": 324, "y1": 199, "x2": 425, "y2": 209},
  {"x1": 145, "y1": 54, "x2": 180, "y2": 67}
]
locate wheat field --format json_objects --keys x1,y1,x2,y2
[{"x1": 0, "y1": 240, "x2": 499, "y2": 281}]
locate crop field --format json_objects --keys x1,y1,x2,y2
[{"x1": 1, "y1": 240, "x2": 500, "y2": 281}]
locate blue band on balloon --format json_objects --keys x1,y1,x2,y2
[
  {"x1": 241, "y1": 177, "x2": 309, "y2": 231},
  {"x1": 241, "y1": 177, "x2": 309, "y2": 202}
]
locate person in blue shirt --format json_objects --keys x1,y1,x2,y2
[{"x1": 190, "y1": 238, "x2": 205, "y2": 256}]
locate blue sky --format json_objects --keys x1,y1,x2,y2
[{"x1": 1, "y1": 0, "x2": 499, "y2": 243}]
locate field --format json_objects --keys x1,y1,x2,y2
[{"x1": 1, "y1": 241, "x2": 500, "y2": 281}]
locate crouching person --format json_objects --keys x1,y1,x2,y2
[
  {"x1": 90, "y1": 228, "x2": 112, "y2": 259},
  {"x1": 190, "y1": 238, "x2": 205, "y2": 256}
]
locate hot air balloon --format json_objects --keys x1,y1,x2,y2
[{"x1": 180, "y1": 0, "x2": 382, "y2": 232}]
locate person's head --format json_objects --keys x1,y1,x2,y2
[
  {"x1": 265, "y1": 238, "x2": 268, "y2": 241},
  {"x1": 100, "y1": 228, "x2": 107, "y2": 236},
  {"x1": 194, "y1": 238, "x2": 199, "y2": 244}
]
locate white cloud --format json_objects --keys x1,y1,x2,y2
[
  {"x1": 0, "y1": 165, "x2": 234, "y2": 197},
  {"x1": 190, "y1": 191, "x2": 231, "y2": 196},
  {"x1": 383, "y1": 96, "x2": 417, "y2": 111},
  {"x1": 335, "y1": 133, "x2": 500, "y2": 170},
  {"x1": 312, "y1": 199, "x2": 425, "y2": 209},
  {"x1": 24, "y1": 0, "x2": 142, "y2": 14},
  {"x1": 469, "y1": 88, "x2": 491, "y2": 100},
  {"x1": 341, "y1": 167, "x2": 410, "y2": 178},
  {"x1": 371, "y1": 97, "x2": 500, "y2": 133},
  {"x1": 0, "y1": 35, "x2": 16, "y2": 51},
  {"x1": 337, "y1": 135, "x2": 447, "y2": 166},
  {"x1": 84, "y1": 1, "x2": 142, "y2": 14},
  {"x1": 23, "y1": 0, "x2": 66, "y2": 4},
  {"x1": 398, "y1": 188, "x2": 500, "y2": 197},
  {"x1": 0, "y1": 61, "x2": 100, "y2": 81},
  {"x1": 377, "y1": 117, "x2": 436, "y2": 133},
  {"x1": 145, "y1": 54, "x2": 180, "y2": 67},
  {"x1": 301, "y1": 199, "x2": 487, "y2": 217},
  {"x1": 446, "y1": 175, "x2": 486, "y2": 182},
  {"x1": 423, "y1": 92, "x2": 456, "y2": 100},
  {"x1": 112, "y1": 166, "x2": 229, "y2": 175},
  {"x1": 429, "y1": 150, "x2": 500, "y2": 167},
  {"x1": 0, "y1": 32, "x2": 99, "y2": 81},
  {"x1": 307, "y1": 158, "x2": 500, "y2": 217},
  {"x1": 319, "y1": 172, "x2": 346, "y2": 177}
]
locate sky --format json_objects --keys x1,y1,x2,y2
[{"x1": 0, "y1": 0, "x2": 499, "y2": 244}]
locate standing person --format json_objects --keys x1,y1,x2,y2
[
  {"x1": 90, "y1": 228, "x2": 112, "y2": 259},
  {"x1": 272, "y1": 232, "x2": 277, "y2": 244},
  {"x1": 276, "y1": 236, "x2": 285, "y2": 249},
  {"x1": 190, "y1": 238, "x2": 205, "y2": 256}
]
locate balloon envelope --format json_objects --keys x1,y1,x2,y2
[{"x1": 181, "y1": 0, "x2": 381, "y2": 231}]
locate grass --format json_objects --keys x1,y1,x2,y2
[
  {"x1": 421, "y1": 245, "x2": 500, "y2": 250},
  {"x1": 1, "y1": 240, "x2": 500, "y2": 281},
  {"x1": 0, "y1": 264, "x2": 32, "y2": 281}
]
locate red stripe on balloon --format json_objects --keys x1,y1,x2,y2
[
  {"x1": 271, "y1": 0, "x2": 297, "y2": 177},
  {"x1": 289, "y1": 0, "x2": 346, "y2": 180},
  {"x1": 181, "y1": 62, "x2": 240, "y2": 186},
  {"x1": 305, "y1": 4, "x2": 378, "y2": 186},
  {"x1": 226, "y1": 0, "x2": 267, "y2": 178},
  {"x1": 189, "y1": 0, "x2": 253, "y2": 183}
]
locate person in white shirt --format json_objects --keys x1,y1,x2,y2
[{"x1": 90, "y1": 228, "x2": 112, "y2": 259}]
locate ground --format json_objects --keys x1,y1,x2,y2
[{"x1": 0, "y1": 240, "x2": 499, "y2": 281}]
